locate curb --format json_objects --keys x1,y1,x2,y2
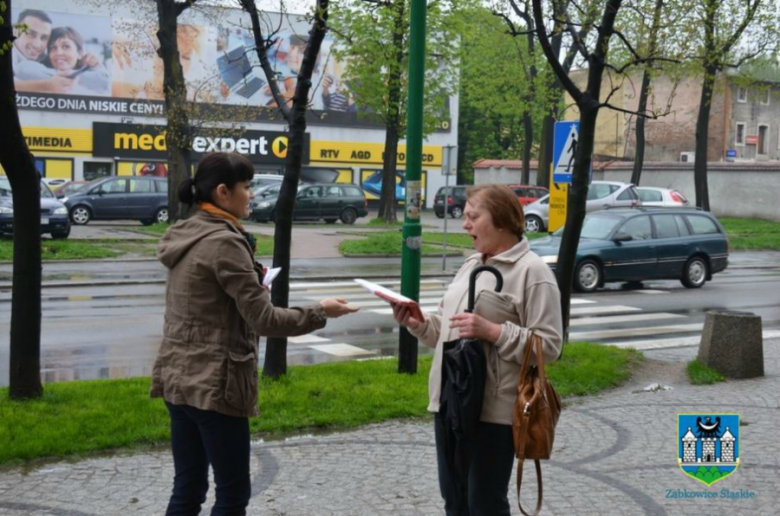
[{"x1": 0, "y1": 271, "x2": 460, "y2": 291}]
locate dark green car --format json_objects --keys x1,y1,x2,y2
[
  {"x1": 530, "y1": 208, "x2": 729, "y2": 292},
  {"x1": 250, "y1": 182, "x2": 368, "y2": 225}
]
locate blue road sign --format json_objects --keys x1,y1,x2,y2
[{"x1": 553, "y1": 121, "x2": 579, "y2": 184}]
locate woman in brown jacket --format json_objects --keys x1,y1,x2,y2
[
  {"x1": 151, "y1": 152, "x2": 357, "y2": 516},
  {"x1": 392, "y1": 185, "x2": 563, "y2": 516}
]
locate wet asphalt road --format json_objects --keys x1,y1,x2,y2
[{"x1": 1, "y1": 262, "x2": 779, "y2": 386}]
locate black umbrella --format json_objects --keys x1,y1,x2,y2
[{"x1": 439, "y1": 265, "x2": 504, "y2": 494}]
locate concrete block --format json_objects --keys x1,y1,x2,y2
[{"x1": 698, "y1": 310, "x2": 764, "y2": 379}]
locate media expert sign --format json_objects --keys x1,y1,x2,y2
[{"x1": 92, "y1": 123, "x2": 309, "y2": 164}]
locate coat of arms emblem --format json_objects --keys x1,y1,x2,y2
[{"x1": 678, "y1": 413, "x2": 740, "y2": 486}]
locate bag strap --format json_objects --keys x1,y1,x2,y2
[
  {"x1": 515, "y1": 333, "x2": 545, "y2": 516},
  {"x1": 516, "y1": 457, "x2": 543, "y2": 516}
]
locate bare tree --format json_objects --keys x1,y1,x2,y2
[
  {"x1": 0, "y1": 0, "x2": 43, "y2": 399},
  {"x1": 238, "y1": 0, "x2": 329, "y2": 378}
]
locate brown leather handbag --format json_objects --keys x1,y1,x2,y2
[{"x1": 512, "y1": 333, "x2": 562, "y2": 516}]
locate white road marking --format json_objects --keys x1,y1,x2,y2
[
  {"x1": 288, "y1": 335, "x2": 331, "y2": 344},
  {"x1": 309, "y1": 343, "x2": 375, "y2": 356},
  {"x1": 570, "y1": 313, "x2": 684, "y2": 326},
  {"x1": 570, "y1": 323, "x2": 704, "y2": 341},
  {"x1": 347, "y1": 297, "x2": 443, "y2": 308},
  {"x1": 607, "y1": 329, "x2": 780, "y2": 350},
  {"x1": 570, "y1": 305, "x2": 642, "y2": 316},
  {"x1": 636, "y1": 289, "x2": 669, "y2": 294},
  {"x1": 290, "y1": 279, "x2": 446, "y2": 290}
]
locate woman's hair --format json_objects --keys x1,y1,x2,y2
[
  {"x1": 45, "y1": 27, "x2": 84, "y2": 68},
  {"x1": 466, "y1": 184, "x2": 525, "y2": 239},
  {"x1": 179, "y1": 152, "x2": 255, "y2": 206}
]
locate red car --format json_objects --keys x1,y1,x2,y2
[{"x1": 508, "y1": 185, "x2": 549, "y2": 206}]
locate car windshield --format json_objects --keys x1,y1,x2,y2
[
  {"x1": 0, "y1": 177, "x2": 54, "y2": 198},
  {"x1": 552, "y1": 214, "x2": 623, "y2": 239}
]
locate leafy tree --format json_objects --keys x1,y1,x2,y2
[
  {"x1": 0, "y1": 0, "x2": 43, "y2": 399},
  {"x1": 329, "y1": 0, "x2": 459, "y2": 221},
  {"x1": 680, "y1": 0, "x2": 778, "y2": 210},
  {"x1": 457, "y1": 5, "x2": 549, "y2": 184},
  {"x1": 238, "y1": 0, "x2": 329, "y2": 379}
]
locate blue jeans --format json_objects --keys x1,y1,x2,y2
[
  {"x1": 165, "y1": 402, "x2": 251, "y2": 516},
  {"x1": 434, "y1": 414, "x2": 515, "y2": 516}
]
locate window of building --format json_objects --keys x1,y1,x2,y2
[
  {"x1": 758, "y1": 125, "x2": 769, "y2": 155},
  {"x1": 735, "y1": 123, "x2": 746, "y2": 146},
  {"x1": 737, "y1": 87, "x2": 747, "y2": 103},
  {"x1": 760, "y1": 89, "x2": 770, "y2": 105},
  {"x1": 83, "y1": 161, "x2": 112, "y2": 182}
]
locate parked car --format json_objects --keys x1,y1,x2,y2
[
  {"x1": 254, "y1": 182, "x2": 282, "y2": 199},
  {"x1": 250, "y1": 173, "x2": 283, "y2": 190},
  {"x1": 250, "y1": 183, "x2": 368, "y2": 224},
  {"x1": 53, "y1": 180, "x2": 89, "y2": 199},
  {"x1": 530, "y1": 207, "x2": 729, "y2": 292},
  {"x1": 43, "y1": 178, "x2": 68, "y2": 188},
  {"x1": 508, "y1": 184, "x2": 549, "y2": 206},
  {"x1": 362, "y1": 171, "x2": 405, "y2": 200},
  {"x1": 0, "y1": 177, "x2": 71, "y2": 239},
  {"x1": 63, "y1": 176, "x2": 168, "y2": 225},
  {"x1": 636, "y1": 186, "x2": 690, "y2": 207},
  {"x1": 433, "y1": 185, "x2": 467, "y2": 218},
  {"x1": 523, "y1": 181, "x2": 642, "y2": 233}
]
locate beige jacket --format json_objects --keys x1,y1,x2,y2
[
  {"x1": 150, "y1": 210, "x2": 327, "y2": 418},
  {"x1": 409, "y1": 238, "x2": 563, "y2": 426}
]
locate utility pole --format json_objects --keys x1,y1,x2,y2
[{"x1": 398, "y1": 0, "x2": 426, "y2": 374}]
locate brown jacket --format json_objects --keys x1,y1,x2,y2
[
  {"x1": 409, "y1": 238, "x2": 563, "y2": 426},
  {"x1": 150, "y1": 210, "x2": 327, "y2": 418}
]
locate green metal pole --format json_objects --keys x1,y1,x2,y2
[{"x1": 399, "y1": 0, "x2": 426, "y2": 374}]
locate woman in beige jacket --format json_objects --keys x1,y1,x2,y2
[
  {"x1": 151, "y1": 152, "x2": 357, "y2": 516},
  {"x1": 393, "y1": 184, "x2": 563, "y2": 516}
]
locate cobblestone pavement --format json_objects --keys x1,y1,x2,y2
[{"x1": 1, "y1": 340, "x2": 777, "y2": 516}]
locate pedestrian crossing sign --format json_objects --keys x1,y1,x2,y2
[{"x1": 553, "y1": 121, "x2": 579, "y2": 184}]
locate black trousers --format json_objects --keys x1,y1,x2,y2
[
  {"x1": 165, "y1": 402, "x2": 251, "y2": 516},
  {"x1": 434, "y1": 414, "x2": 515, "y2": 516}
]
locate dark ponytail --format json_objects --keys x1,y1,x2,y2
[{"x1": 178, "y1": 152, "x2": 255, "y2": 206}]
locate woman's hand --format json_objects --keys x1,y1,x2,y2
[
  {"x1": 392, "y1": 303, "x2": 422, "y2": 329},
  {"x1": 449, "y1": 313, "x2": 502, "y2": 342},
  {"x1": 320, "y1": 297, "x2": 359, "y2": 318}
]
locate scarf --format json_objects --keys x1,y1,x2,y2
[{"x1": 199, "y1": 201, "x2": 257, "y2": 254}]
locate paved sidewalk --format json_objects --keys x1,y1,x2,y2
[{"x1": 1, "y1": 339, "x2": 777, "y2": 515}]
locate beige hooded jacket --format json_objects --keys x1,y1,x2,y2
[{"x1": 409, "y1": 238, "x2": 563, "y2": 426}]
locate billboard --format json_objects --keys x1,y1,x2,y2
[{"x1": 11, "y1": 4, "x2": 451, "y2": 130}]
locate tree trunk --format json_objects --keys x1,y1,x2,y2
[
  {"x1": 693, "y1": 66, "x2": 715, "y2": 212},
  {"x1": 263, "y1": 0, "x2": 329, "y2": 379},
  {"x1": 156, "y1": 0, "x2": 192, "y2": 223},
  {"x1": 378, "y1": 121, "x2": 400, "y2": 221},
  {"x1": 537, "y1": 113, "x2": 554, "y2": 188},
  {"x1": 555, "y1": 97, "x2": 600, "y2": 333},
  {"x1": 0, "y1": 5, "x2": 43, "y2": 399},
  {"x1": 630, "y1": 0, "x2": 663, "y2": 187},
  {"x1": 377, "y1": 0, "x2": 405, "y2": 222},
  {"x1": 630, "y1": 70, "x2": 651, "y2": 186}
]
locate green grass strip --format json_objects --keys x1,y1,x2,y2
[
  {"x1": 720, "y1": 217, "x2": 780, "y2": 251},
  {"x1": 0, "y1": 239, "x2": 121, "y2": 261},
  {"x1": 339, "y1": 231, "x2": 441, "y2": 255},
  {"x1": 686, "y1": 359, "x2": 726, "y2": 385},
  {"x1": 0, "y1": 343, "x2": 637, "y2": 465}
]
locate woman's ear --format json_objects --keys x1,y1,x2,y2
[{"x1": 214, "y1": 183, "x2": 229, "y2": 201}]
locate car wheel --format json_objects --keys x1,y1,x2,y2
[
  {"x1": 435, "y1": 211, "x2": 444, "y2": 219},
  {"x1": 70, "y1": 206, "x2": 91, "y2": 225},
  {"x1": 681, "y1": 256, "x2": 707, "y2": 288},
  {"x1": 51, "y1": 228, "x2": 70, "y2": 240},
  {"x1": 574, "y1": 259, "x2": 601, "y2": 293},
  {"x1": 450, "y1": 206, "x2": 463, "y2": 218},
  {"x1": 325, "y1": 218, "x2": 338, "y2": 224},
  {"x1": 340, "y1": 208, "x2": 357, "y2": 225},
  {"x1": 154, "y1": 207, "x2": 169, "y2": 224},
  {"x1": 525, "y1": 215, "x2": 543, "y2": 233}
]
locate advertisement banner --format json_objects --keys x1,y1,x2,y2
[
  {"x1": 11, "y1": 4, "x2": 452, "y2": 130},
  {"x1": 93, "y1": 122, "x2": 310, "y2": 165}
]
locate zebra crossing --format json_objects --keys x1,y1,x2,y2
[{"x1": 277, "y1": 277, "x2": 780, "y2": 360}]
